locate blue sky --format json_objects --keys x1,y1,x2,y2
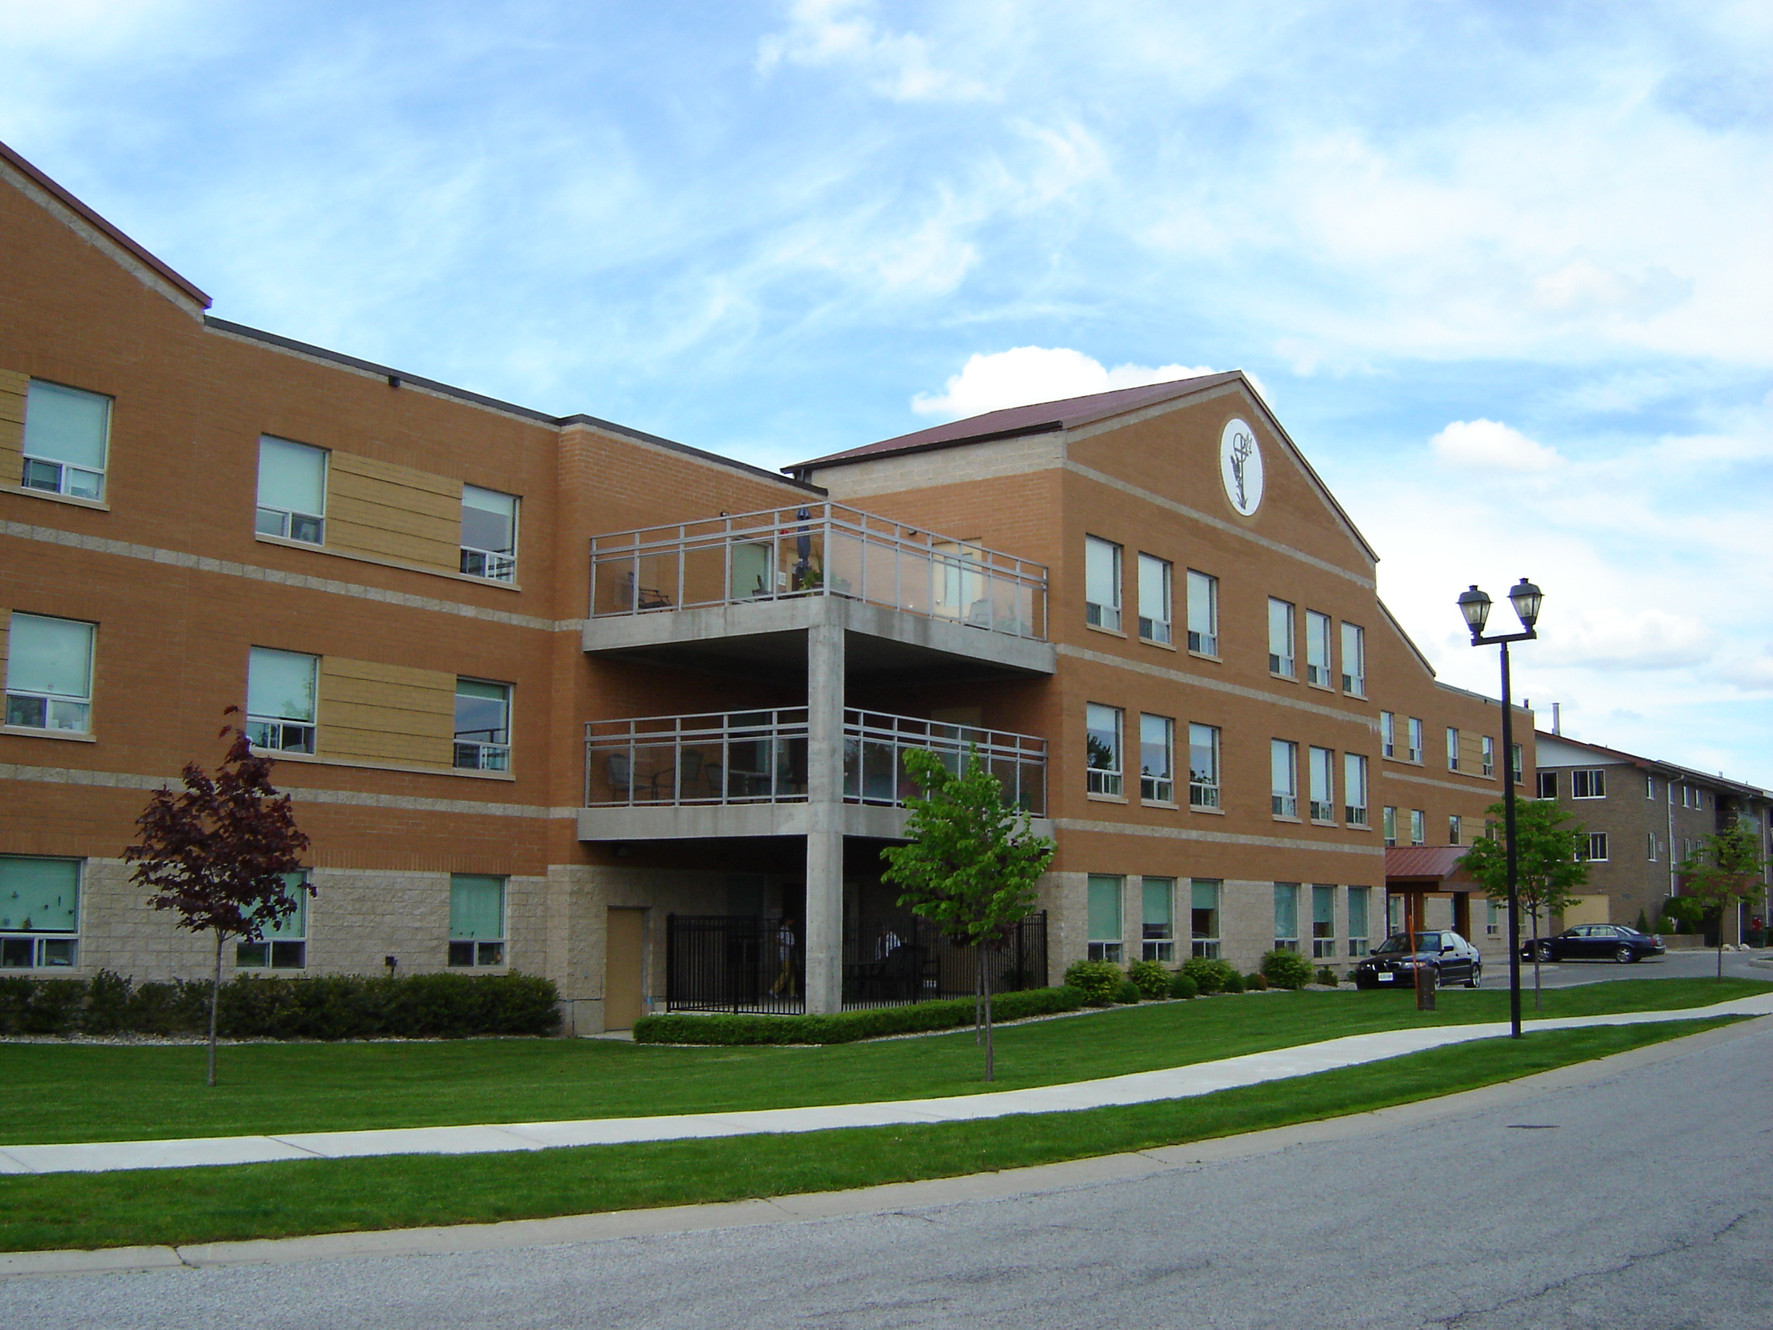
[{"x1": 5, "y1": 0, "x2": 1771, "y2": 785}]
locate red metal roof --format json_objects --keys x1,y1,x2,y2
[{"x1": 1385, "y1": 845, "x2": 1474, "y2": 883}]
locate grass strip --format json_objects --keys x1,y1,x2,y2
[
  {"x1": 0, "y1": 977, "x2": 1763, "y2": 1146},
  {"x1": 0, "y1": 1018, "x2": 1734, "y2": 1253}
]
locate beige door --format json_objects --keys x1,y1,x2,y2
[{"x1": 605, "y1": 908, "x2": 648, "y2": 1031}]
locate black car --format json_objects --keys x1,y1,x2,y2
[
  {"x1": 1523, "y1": 923, "x2": 1666, "y2": 964},
  {"x1": 1352, "y1": 930, "x2": 1483, "y2": 990}
]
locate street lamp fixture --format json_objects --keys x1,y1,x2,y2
[{"x1": 1459, "y1": 578, "x2": 1543, "y2": 1039}]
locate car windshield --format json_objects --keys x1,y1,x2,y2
[{"x1": 1375, "y1": 933, "x2": 1437, "y2": 954}]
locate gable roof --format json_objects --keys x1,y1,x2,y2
[{"x1": 1535, "y1": 731, "x2": 1769, "y2": 800}]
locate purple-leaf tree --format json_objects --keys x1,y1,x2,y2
[{"x1": 123, "y1": 715, "x2": 311, "y2": 1086}]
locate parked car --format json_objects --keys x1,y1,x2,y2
[
  {"x1": 1352, "y1": 931, "x2": 1483, "y2": 990},
  {"x1": 1522, "y1": 924, "x2": 1666, "y2": 964}
]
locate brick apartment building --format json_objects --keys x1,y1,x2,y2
[{"x1": 1, "y1": 141, "x2": 1532, "y2": 1030}]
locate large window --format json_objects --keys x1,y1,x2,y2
[
  {"x1": 1086, "y1": 703, "x2": 1123, "y2": 796},
  {"x1": 1483, "y1": 736, "x2": 1495, "y2": 777},
  {"x1": 1344, "y1": 753, "x2": 1369, "y2": 826},
  {"x1": 256, "y1": 437, "x2": 327, "y2": 544},
  {"x1": 1311, "y1": 884, "x2": 1336, "y2": 959},
  {"x1": 1406, "y1": 717, "x2": 1423, "y2": 763},
  {"x1": 449, "y1": 873, "x2": 506, "y2": 966},
  {"x1": 246, "y1": 647, "x2": 318, "y2": 753},
  {"x1": 1578, "y1": 832, "x2": 1609, "y2": 862},
  {"x1": 1308, "y1": 745, "x2": 1335, "y2": 822},
  {"x1": 1190, "y1": 879, "x2": 1221, "y2": 958},
  {"x1": 1186, "y1": 570, "x2": 1218, "y2": 655},
  {"x1": 1084, "y1": 536, "x2": 1121, "y2": 631},
  {"x1": 1382, "y1": 805, "x2": 1397, "y2": 846},
  {"x1": 1537, "y1": 771, "x2": 1558, "y2": 799},
  {"x1": 454, "y1": 678, "x2": 511, "y2": 771},
  {"x1": 1271, "y1": 739, "x2": 1298, "y2": 817},
  {"x1": 1380, "y1": 711, "x2": 1395, "y2": 758},
  {"x1": 1571, "y1": 768, "x2": 1606, "y2": 799},
  {"x1": 460, "y1": 485, "x2": 518, "y2": 581},
  {"x1": 1136, "y1": 553, "x2": 1171, "y2": 645},
  {"x1": 1485, "y1": 898, "x2": 1503, "y2": 937},
  {"x1": 1273, "y1": 882, "x2": 1300, "y2": 952},
  {"x1": 1340, "y1": 622, "x2": 1365, "y2": 695},
  {"x1": 4, "y1": 612, "x2": 94, "y2": 733},
  {"x1": 1347, "y1": 885, "x2": 1371, "y2": 956},
  {"x1": 1141, "y1": 877, "x2": 1175, "y2": 962},
  {"x1": 1512, "y1": 743, "x2": 1523, "y2": 785},
  {"x1": 1267, "y1": 598, "x2": 1295, "y2": 676},
  {"x1": 21, "y1": 380, "x2": 109, "y2": 501},
  {"x1": 1086, "y1": 874, "x2": 1124, "y2": 963},
  {"x1": 1447, "y1": 727, "x2": 1460, "y2": 771},
  {"x1": 1188, "y1": 722, "x2": 1221, "y2": 809},
  {"x1": 1647, "y1": 832, "x2": 1659, "y2": 862},
  {"x1": 1449, "y1": 814, "x2": 1462, "y2": 845},
  {"x1": 0, "y1": 856, "x2": 80, "y2": 969},
  {"x1": 1409, "y1": 808, "x2": 1426, "y2": 846},
  {"x1": 1305, "y1": 610, "x2": 1332, "y2": 687},
  {"x1": 1139, "y1": 713, "x2": 1174, "y2": 803},
  {"x1": 235, "y1": 871, "x2": 309, "y2": 970}
]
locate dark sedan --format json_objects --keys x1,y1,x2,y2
[
  {"x1": 1352, "y1": 930, "x2": 1483, "y2": 990},
  {"x1": 1523, "y1": 924, "x2": 1666, "y2": 964}
]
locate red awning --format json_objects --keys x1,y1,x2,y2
[{"x1": 1385, "y1": 845, "x2": 1475, "y2": 886}]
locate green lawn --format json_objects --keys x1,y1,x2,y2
[
  {"x1": 0, "y1": 1019, "x2": 1732, "y2": 1253},
  {"x1": 1, "y1": 977, "x2": 1763, "y2": 1146}
]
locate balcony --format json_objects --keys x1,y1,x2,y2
[{"x1": 580, "y1": 707, "x2": 1047, "y2": 841}]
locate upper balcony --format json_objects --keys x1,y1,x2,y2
[{"x1": 585, "y1": 504, "x2": 1054, "y2": 676}]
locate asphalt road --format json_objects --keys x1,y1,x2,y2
[
  {"x1": 1483, "y1": 944, "x2": 1770, "y2": 989},
  {"x1": 5, "y1": 1018, "x2": 1770, "y2": 1329}
]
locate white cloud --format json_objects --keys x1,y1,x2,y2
[
  {"x1": 911, "y1": 347, "x2": 1215, "y2": 419},
  {"x1": 1430, "y1": 420, "x2": 1560, "y2": 472},
  {"x1": 757, "y1": 0, "x2": 991, "y2": 102},
  {"x1": 1538, "y1": 609, "x2": 1717, "y2": 672}
]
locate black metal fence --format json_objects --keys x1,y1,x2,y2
[{"x1": 664, "y1": 911, "x2": 1048, "y2": 1014}]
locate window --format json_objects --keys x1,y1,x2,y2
[
  {"x1": 1347, "y1": 886, "x2": 1371, "y2": 956},
  {"x1": 449, "y1": 873, "x2": 506, "y2": 966},
  {"x1": 1483, "y1": 736, "x2": 1495, "y2": 778},
  {"x1": 1578, "y1": 832, "x2": 1609, "y2": 862},
  {"x1": 1449, "y1": 814, "x2": 1462, "y2": 845},
  {"x1": 20, "y1": 380, "x2": 109, "y2": 500},
  {"x1": 1136, "y1": 553, "x2": 1171, "y2": 644},
  {"x1": 461, "y1": 485, "x2": 518, "y2": 581},
  {"x1": 1141, "y1": 877, "x2": 1175, "y2": 962},
  {"x1": 1340, "y1": 623, "x2": 1365, "y2": 695},
  {"x1": 1273, "y1": 882, "x2": 1300, "y2": 952},
  {"x1": 1190, "y1": 879, "x2": 1221, "y2": 958},
  {"x1": 1485, "y1": 898, "x2": 1503, "y2": 937},
  {"x1": 1311, "y1": 884, "x2": 1336, "y2": 959},
  {"x1": 454, "y1": 679, "x2": 511, "y2": 771},
  {"x1": 1188, "y1": 722, "x2": 1221, "y2": 809},
  {"x1": 1382, "y1": 805, "x2": 1397, "y2": 846},
  {"x1": 1380, "y1": 711, "x2": 1395, "y2": 759},
  {"x1": 4, "y1": 612, "x2": 94, "y2": 733},
  {"x1": 246, "y1": 647, "x2": 318, "y2": 753},
  {"x1": 1271, "y1": 739, "x2": 1298, "y2": 817},
  {"x1": 235, "y1": 871, "x2": 309, "y2": 969},
  {"x1": 1344, "y1": 753, "x2": 1368, "y2": 826},
  {"x1": 1571, "y1": 768, "x2": 1606, "y2": 799},
  {"x1": 255, "y1": 436, "x2": 327, "y2": 544},
  {"x1": 1647, "y1": 832, "x2": 1658, "y2": 862},
  {"x1": 1447, "y1": 727, "x2": 1460, "y2": 771},
  {"x1": 1511, "y1": 743, "x2": 1523, "y2": 784},
  {"x1": 1084, "y1": 536, "x2": 1121, "y2": 631},
  {"x1": 1086, "y1": 704, "x2": 1123, "y2": 796},
  {"x1": 1406, "y1": 717, "x2": 1423, "y2": 763},
  {"x1": 1267, "y1": 598, "x2": 1295, "y2": 676},
  {"x1": 1537, "y1": 771, "x2": 1558, "y2": 799},
  {"x1": 1087, "y1": 874, "x2": 1124, "y2": 963},
  {"x1": 1409, "y1": 809, "x2": 1426, "y2": 845},
  {"x1": 1646, "y1": 775, "x2": 1655, "y2": 799},
  {"x1": 1138, "y1": 713, "x2": 1174, "y2": 803},
  {"x1": 1186, "y1": 570, "x2": 1218, "y2": 655},
  {"x1": 1305, "y1": 610, "x2": 1332, "y2": 687},
  {"x1": 0, "y1": 856, "x2": 80, "y2": 969},
  {"x1": 1308, "y1": 745, "x2": 1335, "y2": 821}
]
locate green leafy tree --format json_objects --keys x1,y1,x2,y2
[
  {"x1": 881, "y1": 748, "x2": 1056, "y2": 1081},
  {"x1": 1678, "y1": 821, "x2": 1767, "y2": 979},
  {"x1": 124, "y1": 719, "x2": 311, "y2": 1086},
  {"x1": 1458, "y1": 798, "x2": 1587, "y2": 1009}
]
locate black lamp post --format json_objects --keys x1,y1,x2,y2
[{"x1": 1459, "y1": 578, "x2": 1542, "y2": 1040}]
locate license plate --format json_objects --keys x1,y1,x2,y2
[{"x1": 1377, "y1": 973, "x2": 1394, "y2": 983}]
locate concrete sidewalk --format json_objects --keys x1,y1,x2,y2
[{"x1": 3, "y1": 993, "x2": 1769, "y2": 1178}]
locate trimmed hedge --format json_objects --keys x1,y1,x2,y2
[
  {"x1": 1126, "y1": 959, "x2": 1172, "y2": 1000},
  {"x1": 1061, "y1": 960, "x2": 1125, "y2": 1006},
  {"x1": 632, "y1": 985, "x2": 1086, "y2": 1046},
  {"x1": 0, "y1": 971, "x2": 560, "y2": 1040},
  {"x1": 1180, "y1": 956, "x2": 1238, "y2": 995},
  {"x1": 1260, "y1": 949, "x2": 1316, "y2": 991}
]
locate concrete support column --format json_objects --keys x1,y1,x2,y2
[{"x1": 803, "y1": 615, "x2": 846, "y2": 1015}]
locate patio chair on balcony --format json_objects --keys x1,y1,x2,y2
[
  {"x1": 607, "y1": 753, "x2": 637, "y2": 803},
  {"x1": 620, "y1": 570, "x2": 673, "y2": 611},
  {"x1": 650, "y1": 749, "x2": 702, "y2": 801}
]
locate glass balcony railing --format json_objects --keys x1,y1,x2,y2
[
  {"x1": 589, "y1": 503, "x2": 1047, "y2": 641},
  {"x1": 584, "y1": 707, "x2": 1046, "y2": 816}
]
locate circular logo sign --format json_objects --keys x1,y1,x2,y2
[{"x1": 1219, "y1": 418, "x2": 1264, "y2": 516}]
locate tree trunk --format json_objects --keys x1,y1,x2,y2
[
  {"x1": 1529, "y1": 909, "x2": 1542, "y2": 1011},
  {"x1": 974, "y1": 952, "x2": 984, "y2": 1045},
  {"x1": 208, "y1": 929, "x2": 223, "y2": 1088},
  {"x1": 981, "y1": 946, "x2": 995, "y2": 1083}
]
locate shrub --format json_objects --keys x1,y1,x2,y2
[
  {"x1": 1314, "y1": 965, "x2": 1339, "y2": 988},
  {"x1": 1114, "y1": 979, "x2": 1143, "y2": 1004},
  {"x1": 1260, "y1": 949, "x2": 1315, "y2": 991},
  {"x1": 1063, "y1": 960, "x2": 1126, "y2": 1006},
  {"x1": 1244, "y1": 971, "x2": 1269, "y2": 991},
  {"x1": 1169, "y1": 972, "x2": 1198, "y2": 1000},
  {"x1": 632, "y1": 985, "x2": 1085, "y2": 1045},
  {"x1": 1180, "y1": 956, "x2": 1238, "y2": 995},
  {"x1": 1634, "y1": 909, "x2": 1651, "y2": 934},
  {"x1": 1220, "y1": 969, "x2": 1245, "y2": 994},
  {"x1": 1126, "y1": 959, "x2": 1172, "y2": 1000}
]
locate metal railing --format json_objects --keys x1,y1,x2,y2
[
  {"x1": 589, "y1": 502, "x2": 1047, "y2": 640},
  {"x1": 584, "y1": 707, "x2": 1046, "y2": 814}
]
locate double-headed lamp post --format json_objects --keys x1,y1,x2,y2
[{"x1": 1458, "y1": 578, "x2": 1543, "y2": 1040}]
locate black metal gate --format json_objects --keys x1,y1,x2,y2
[{"x1": 665, "y1": 914, "x2": 805, "y2": 1014}]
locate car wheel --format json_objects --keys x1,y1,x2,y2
[
  {"x1": 1466, "y1": 963, "x2": 1481, "y2": 989},
  {"x1": 1614, "y1": 945, "x2": 1635, "y2": 963},
  {"x1": 1535, "y1": 942, "x2": 1553, "y2": 963}
]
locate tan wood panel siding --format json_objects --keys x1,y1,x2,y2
[
  {"x1": 315, "y1": 655, "x2": 455, "y2": 767},
  {"x1": 0, "y1": 369, "x2": 28, "y2": 485},
  {"x1": 325, "y1": 452, "x2": 463, "y2": 571}
]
